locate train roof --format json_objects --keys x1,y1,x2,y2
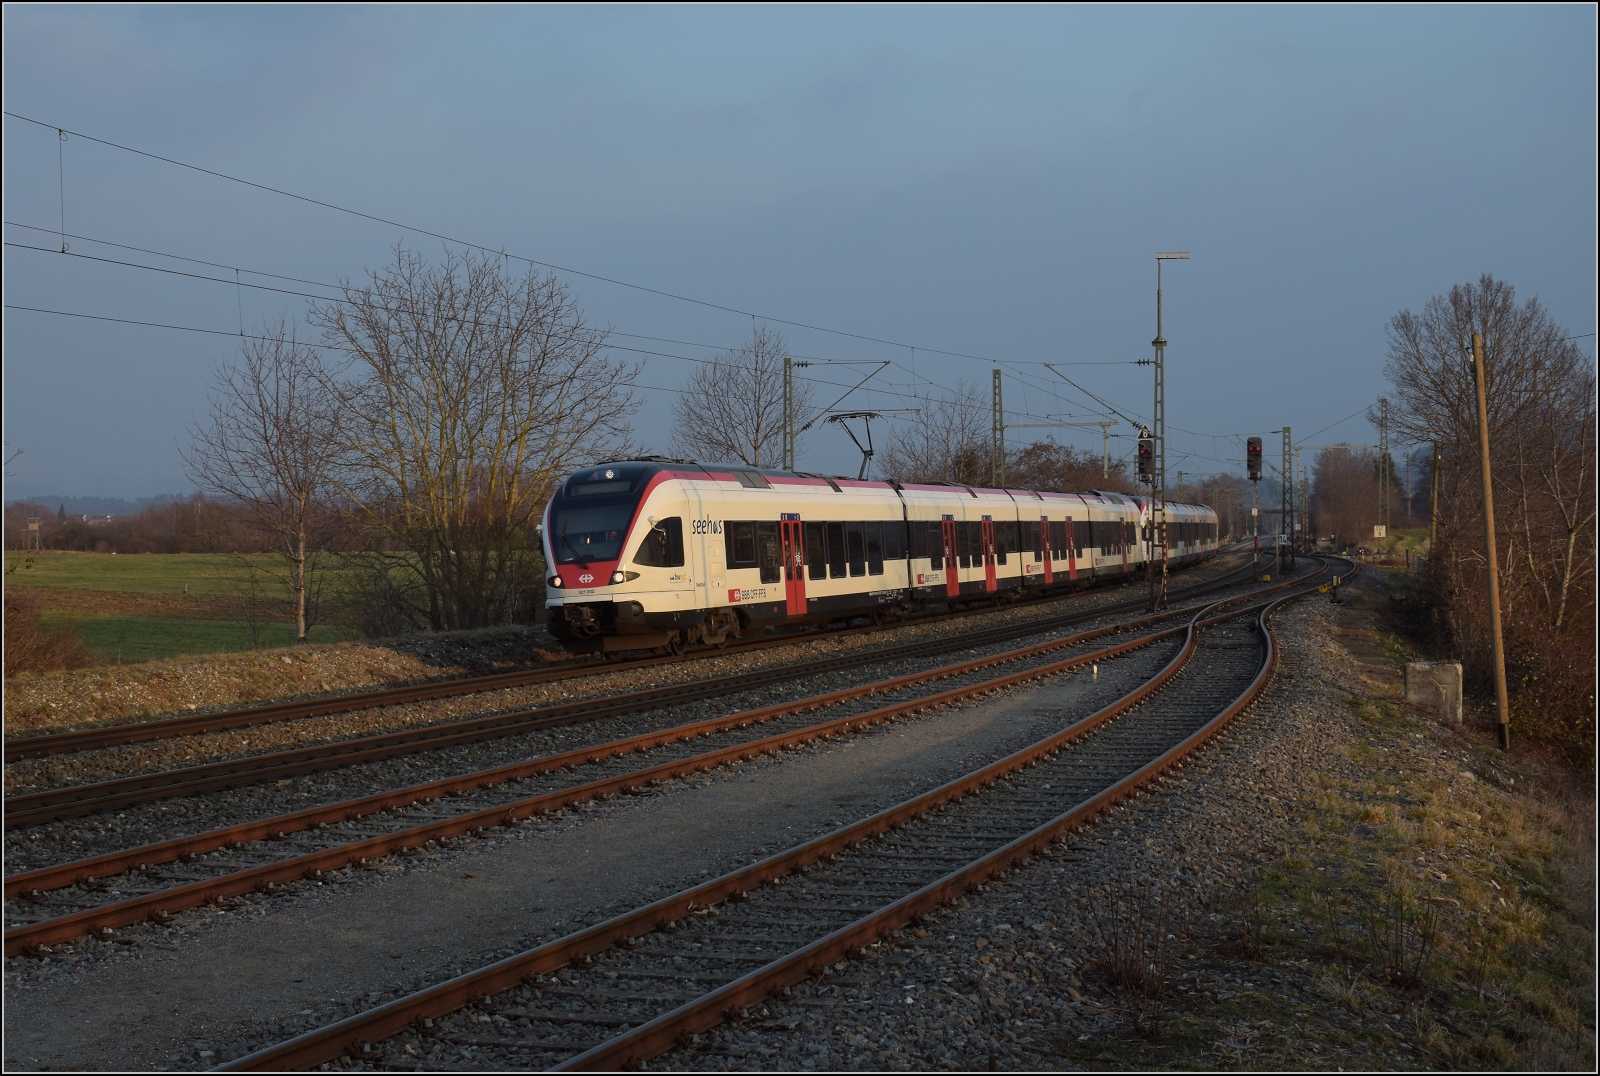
[{"x1": 571, "y1": 459, "x2": 1210, "y2": 509}]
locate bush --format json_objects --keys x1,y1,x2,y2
[
  {"x1": 1506, "y1": 631, "x2": 1596, "y2": 768},
  {"x1": 4, "y1": 594, "x2": 95, "y2": 676}
]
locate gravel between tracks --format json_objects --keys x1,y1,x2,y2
[
  {"x1": 4, "y1": 563, "x2": 1271, "y2": 874},
  {"x1": 4, "y1": 630, "x2": 1182, "y2": 1070},
  {"x1": 5, "y1": 557, "x2": 1249, "y2": 796},
  {"x1": 3, "y1": 564, "x2": 1305, "y2": 1071}
]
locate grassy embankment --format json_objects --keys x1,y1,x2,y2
[
  {"x1": 4, "y1": 552, "x2": 359, "y2": 664},
  {"x1": 1056, "y1": 567, "x2": 1594, "y2": 1070}
]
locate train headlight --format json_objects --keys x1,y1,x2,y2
[
  {"x1": 549, "y1": 575, "x2": 564, "y2": 588},
  {"x1": 610, "y1": 570, "x2": 626, "y2": 585}
]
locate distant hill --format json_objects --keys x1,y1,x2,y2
[{"x1": 4, "y1": 494, "x2": 186, "y2": 518}]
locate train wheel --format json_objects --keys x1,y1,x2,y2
[{"x1": 664, "y1": 631, "x2": 686, "y2": 656}]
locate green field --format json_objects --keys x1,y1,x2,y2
[
  {"x1": 6, "y1": 552, "x2": 365, "y2": 665},
  {"x1": 41, "y1": 614, "x2": 361, "y2": 664},
  {"x1": 4, "y1": 552, "x2": 324, "y2": 595}
]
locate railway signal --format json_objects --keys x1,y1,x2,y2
[
  {"x1": 1247, "y1": 436, "x2": 1262, "y2": 569},
  {"x1": 1137, "y1": 435, "x2": 1154, "y2": 480}
]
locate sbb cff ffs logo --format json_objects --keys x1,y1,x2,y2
[{"x1": 1246, "y1": 437, "x2": 1262, "y2": 480}]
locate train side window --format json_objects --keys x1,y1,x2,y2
[
  {"x1": 994, "y1": 522, "x2": 1008, "y2": 565},
  {"x1": 928, "y1": 522, "x2": 944, "y2": 571},
  {"x1": 846, "y1": 522, "x2": 867, "y2": 576},
  {"x1": 908, "y1": 520, "x2": 926, "y2": 560},
  {"x1": 633, "y1": 517, "x2": 685, "y2": 567},
  {"x1": 1031, "y1": 520, "x2": 1043, "y2": 560},
  {"x1": 883, "y1": 520, "x2": 904, "y2": 561},
  {"x1": 726, "y1": 522, "x2": 757, "y2": 568},
  {"x1": 1049, "y1": 521, "x2": 1066, "y2": 561},
  {"x1": 955, "y1": 521, "x2": 971, "y2": 569},
  {"x1": 805, "y1": 521, "x2": 827, "y2": 581},
  {"x1": 756, "y1": 523, "x2": 781, "y2": 584},
  {"x1": 866, "y1": 522, "x2": 884, "y2": 575},
  {"x1": 827, "y1": 521, "x2": 847, "y2": 578}
]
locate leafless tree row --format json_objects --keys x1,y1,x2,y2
[
  {"x1": 185, "y1": 246, "x2": 639, "y2": 636},
  {"x1": 876, "y1": 380, "x2": 1138, "y2": 492},
  {"x1": 1382, "y1": 274, "x2": 1594, "y2": 759}
]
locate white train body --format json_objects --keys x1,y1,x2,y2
[{"x1": 542, "y1": 459, "x2": 1219, "y2": 651}]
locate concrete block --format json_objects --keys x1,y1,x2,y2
[{"x1": 1405, "y1": 661, "x2": 1462, "y2": 724}]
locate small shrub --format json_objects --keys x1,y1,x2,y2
[
  {"x1": 1358, "y1": 882, "x2": 1440, "y2": 989},
  {"x1": 4, "y1": 593, "x2": 94, "y2": 676},
  {"x1": 1077, "y1": 883, "x2": 1188, "y2": 1033},
  {"x1": 1314, "y1": 887, "x2": 1356, "y2": 962}
]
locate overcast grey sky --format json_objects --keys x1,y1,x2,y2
[{"x1": 3, "y1": 5, "x2": 1594, "y2": 500}]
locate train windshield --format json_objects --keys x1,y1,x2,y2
[
  {"x1": 547, "y1": 463, "x2": 654, "y2": 565},
  {"x1": 550, "y1": 503, "x2": 634, "y2": 564}
]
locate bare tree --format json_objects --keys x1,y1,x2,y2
[
  {"x1": 879, "y1": 381, "x2": 991, "y2": 484},
  {"x1": 1311, "y1": 445, "x2": 1379, "y2": 548},
  {"x1": 1382, "y1": 274, "x2": 1594, "y2": 759},
  {"x1": 184, "y1": 324, "x2": 339, "y2": 643},
  {"x1": 1007, "y1": 438, "x2": 1134, "y2": 493},
  {"x1": 670, "y1": 326, "x2": 810, "y2": 466},
  {"x1": 313, "y1": 246, "x2": 638, "y2": 631}
]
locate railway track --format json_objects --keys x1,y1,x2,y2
[
  {"x1": 5, "y1": 566, "x2": 1321, "y2": 956},
  {"x1": 200, "y1": 556, "x2": 1348, "y2": 1071},
  {"x1": 4, "y1": 556, "x2": 1276, "y2": 829},
  {"x1": 3, "y1": 553, "x2": 1258, "y2": 764}
]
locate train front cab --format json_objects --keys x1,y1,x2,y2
[{"x1": 543, "y1": 461, "x2": 702, "y2": 651}]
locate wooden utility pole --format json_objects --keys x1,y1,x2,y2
[
  {"x1": 1428, "y1": 442, "x2": 1441, "y2": 553},
  {"x1": 1471, "y1": 332, "x2": 1511, "y2": 750}
]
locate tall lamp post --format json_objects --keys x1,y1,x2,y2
[{"x1": 1147, "y1": 251, "x2": 1189, "y2": 610}]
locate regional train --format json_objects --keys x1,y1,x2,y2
[{"x1": 541, "y1": 458, "x2": 1219, "y2": 653}]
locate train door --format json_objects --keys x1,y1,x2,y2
[
  {"x1": 1065, "y1": 515, "x2": 1077, "y2": 582},
  {"x1": 1039, "y1": 516, "x2": 1054, "y2": 584},
  {"x1": 940, "y1": 517, "x2": 960, "y2": 599},
  {"x1": 779, "y1": 515, "x2": 806, "y2": 617},
  {"x1": 980, "y1": 516, "x2": 997, "y2": 593}
]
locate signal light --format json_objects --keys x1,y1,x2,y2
[
  {"x1": 1137, "y1": 437, "x2": 1154, "y2": 480},
  {"x1": 1247, "y1": 437, "x2": 1262, "y2": 480}
]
